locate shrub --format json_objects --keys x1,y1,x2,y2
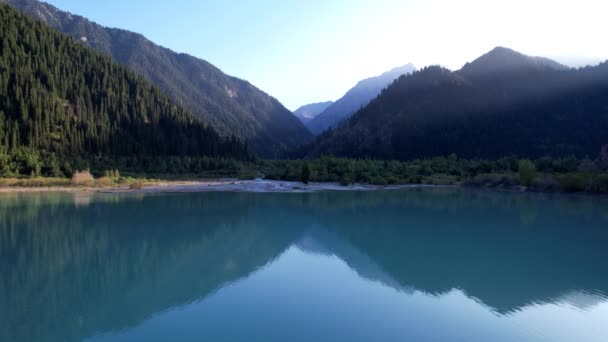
[
  {"x1": 300, "y1": 162, "x2": 311, "y2": 184},
  {"x1": 500, "y1": 174, "x2": 520, "y2": 187},
  {"x1": 71, "y1": 171, "x2": 95, "y2": 187},
  {"x1": 408, "y1": 175, "x2": 423, "y2": 184},
  {"x1": 463, "y1": 175, "x2": 487, "y2": 187},
  {"x1": 237, "y1": 169, "x2": 257, "y2": 180},
  {"x1": 424, "y1": 174, "x2": 458, "y2": 185},
  {"x1": 129, "y1": 180, "x2": 145, "y2": 190},
  {"x1": 464, "y1": 173, "x2": 517, "y2": 188},
  {"x1": 484, "y1": 174, "x2": 504, "y2": 187},
  {"x1": 597, "y1": 175, "x2": 608, "y2": 193},
  {"x1": 372, "y1": 177, "x2": 388, "y2": 186},
  {"x1": 62, "y1": 162, "x2": 74, "y2": 177},
  {"x1": 339, "y1": 174, "x2": 352, "y2": 186},
  {"x1": 386, "y1": 176, "x2": 399, "y2": 185},
  {"x1": 559, "y1": 174, "x2": 586, "y2": 193},
  {"x1": 96, "y1": 177, "x2": 115, "y2": 187},
  {"x1": 518, "y1": 160, "x2": 538, "y2": 187},
  {"x1": 529, "y1": 175, "x2": 561, "y2": 192},
  {"x1": 588, "y1": 174, "x2": 608, "y2": 193}
]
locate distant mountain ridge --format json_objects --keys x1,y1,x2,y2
[
  {"x1": 293, "y1": 101, "x2": 333, "y2": 123},
  {"x1": 459, "y1": 46, "x2": 569, "y2": 77},
  {"x1": 307, "y1": 64, "x2": 417, "y2": 135},
  {"x1": 302, "y1": 47, "x2": 608, "y2": 159},
  {"x1": 1, "y1": 0, "x2": 312, "y2": 157}
]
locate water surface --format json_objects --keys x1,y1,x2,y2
[{"x1": 1, "y1": 188, "x2": 607, "y2": 341}]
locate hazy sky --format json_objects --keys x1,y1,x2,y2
[{"x1": 45, "y1": 0, "x2": 608, "y2": 110}]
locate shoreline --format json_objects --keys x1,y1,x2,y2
[
  {"x1": 0, "y1": 179, "x2": 605, "y2": 195},
  {"x1": 0, "y1": 186, "x2": 98, "y2": 193},
  {"x1": 0, "y1": 180, "x2": 231, "y2": 193},
  {"x1": 106, "y1": 180, "x2": 440, "y2": 193},
  {"x1": 0, "y1": 179, "x2": 443, "y2": 194}
]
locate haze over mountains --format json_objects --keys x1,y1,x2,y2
[
  {"x1": 293, "y1": 101, "x2": 333, "y2": 124},
  {"x1": 1, "y1": 0, "x2": 312, "y2": 157},
  {"x1": 301, "y1": 47, "x2": 608, "y2": 160},
  {"x1": 306, "y1": 64, "x2": 417, "y2": 135}
]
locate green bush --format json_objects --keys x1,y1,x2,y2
[{"x1": 518, "y1": 160, "x2": 538, "y2": 186}]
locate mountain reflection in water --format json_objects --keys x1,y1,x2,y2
[{"x1": 1, "y1": 188, "x2": 607, "y2": 342}]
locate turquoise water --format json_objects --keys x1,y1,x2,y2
[{"x1": 1, "y1": 188, "x2": 607, "y2": 342}]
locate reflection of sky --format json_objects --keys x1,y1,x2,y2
[{"x1": 88, "y1": 246, "x2": 608, "y2": 342}]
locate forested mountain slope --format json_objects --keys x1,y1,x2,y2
[
  {"x1": 303, "y1": 48, "x2": 608, "y2": 160},
  {"x1": 2, "y1": 0, "x2": 312, "y2": 157},
  {"x1": 0, "y1": 4, "x2": 247, "y2": 176}
]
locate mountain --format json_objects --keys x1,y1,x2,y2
[
  {"x1": 1, "y1": 0, "x2": 312, "y2": 157},
  {"x1": 302, "y1": 48, "x2": 608, "y2": 160},
  {"x1": 293, "y1": 101, "x2": 333, "y2": 124},
  {"x1": 307, "y1": 64, "x2": 416, "y2": 135},
  {"x1": 0, "y1": 3, "x2": 247, "y2": 177},
  {"x1": 459, "y1": 46, "x2": 568, "y2": 77}
]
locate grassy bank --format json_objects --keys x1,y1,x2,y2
[{"x1": 0, "y1": 172, "x2": 166, "y2": 190}]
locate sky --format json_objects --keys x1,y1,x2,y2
[{"x1": 45, "y1": 0, "x2": 608, "y2": 110}]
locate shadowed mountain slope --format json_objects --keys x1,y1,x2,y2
[{"x1": 303, "y1": 48, "x2": 608, "y2": 159}]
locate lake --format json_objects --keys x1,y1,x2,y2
[{"x1": 1, "y1": 188, "x2": 607, "y2": 342}]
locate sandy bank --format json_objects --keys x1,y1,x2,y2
[
  {"x1": 99, "y1": 179, "x2": 434, "y2": 193},
  {"x1": 0, "y1": 179, "x2": 442, "y2": 194}
]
